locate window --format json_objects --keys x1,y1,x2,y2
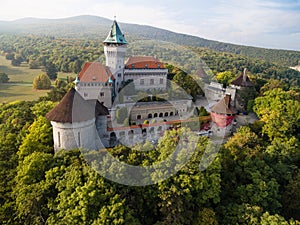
[
  {"x1": 150, "y1": 79, "x2": 154, "y2": 85},
  {"x1": 137, "y1": 115, "x2": 142, "y2": 120},
  {"x1": 58, "y1": 132, "x2": 61, "y2": 148},
  {"x1": 132, "y1": 64, "x2": 135, "y2": 68},
  {"x1": 84, "y1": 93, "x2": 88, "y2": 97},
  {"x1": 118, "y1": 73, "x2": 121, "y2": 77},
  {"x1": 157, "y1": 64, "x2": 160, "y2": 68},
  {"x1": 160, "y1": 78, "x2": 164, "y2": 84},
  {"x1": 100, "y1": 92, "x2": 104, "y2": 97},
  {"x1": 145, "y1": 64, "x2": 148, "y2": 68},
  {"x1": 78, "y1": 132, "x2": 81, "y2": 146},
  {"x1": 140, "y1": 79, "x2": 144, "y2": 85}
]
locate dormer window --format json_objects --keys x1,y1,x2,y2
[
  {"x1": 145, "y1": 64, "x2": 148, "y2": 69},
  {"x1": 132, "y1": 64, "x2": 134, "y2": 68},
  {"x1": 157, "y1": 64, "x2": 160, "y2": 68},
  {"x1": 92, "y1": 76, "x2": 96, "y2": 81}
]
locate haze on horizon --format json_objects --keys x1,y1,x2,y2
[{"x1": 0, "y1": 0, "x2": 300, "y2": 51}]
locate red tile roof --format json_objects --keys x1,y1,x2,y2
[
  {"x1": 78, "y1": 62, "x2": 114, "y2": 83},
  {"x1": 125, "y1": 56, "x2": 164, "y2": 69}
]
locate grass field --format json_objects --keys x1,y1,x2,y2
[{"x1": 0, "y1": 55, "x2": 75, "y2": 103}]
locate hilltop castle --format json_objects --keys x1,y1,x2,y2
[{"x1": 46, "y1": 19, "x2": 255, "y2": 151}]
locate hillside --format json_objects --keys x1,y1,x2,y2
[{"x1": 0, "y1": 15, "x2": 299, "y2": 67}]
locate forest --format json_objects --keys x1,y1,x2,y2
[
  {"x1": 0, "y1": 30, "x2": 300, "y2": 224},
  {"x1": 0, "y1": 76, "x2": 299, "y2": 224},
  {"x1": 1, "y1": 34, "x2": 300, "y2": 88},
  {"x1": 1, "y1": 15, "x2": 300, "y2": 67}
]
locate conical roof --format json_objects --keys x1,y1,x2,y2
[
  {"x1": 231, "y1": 68, "x2": 254, "y2": 87},
  {"x1": 211, "y1": 94, "x2": 236, "y2": 115},
  {"x1": 46, "y1": 88, "x2": 108, "y2": 123},
  {"x1": 104, "y1": 19, "x2": 127, "y2": 45}
]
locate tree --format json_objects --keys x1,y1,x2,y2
[
  {"x1": 14, "y1": 152, "x2": 54, "y2": 225},
  {"x1": 260, "y1": 79, "x2": 287, "y2": 93},
  {"x1": 0, "y1": 72, "x2": 9, "y2": 83},
  {"x1": 216, "y1": 71, "x2": 236, "y2": 86},
  {"x1": 33, "y1": 73, "x2": 51, "y2": 90},
  {"x1": 281, "y1": 172, "x2": 300, "y2": 220},
  {"x1": 45, "y1": 62, "x2": 58, "y2": 80},
  {"x1": 254, "y1": 88, "x2": 300, "y2": 140},
  {"x1": 54, "y1": 78, "x2": 67, "y2": 89},
  {"x1": 198, "y1": 106, "x2": 209, "y2": 116},
  {"x1": 30, "y1": 101, "x2": 56, "y2": 117},
  {"x1": 116, "y1": 107, "x2": 128, "y2": 124},
  {"x1": 18, "y1": 116, "x2": 53, "y2": 159},
  {"x1": 29, "y1": 60, "x2": 40, "y2": 69}
]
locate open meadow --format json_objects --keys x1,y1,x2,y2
[{"x1": 0, "y1": 55, "x2": 75, "y2": 103}]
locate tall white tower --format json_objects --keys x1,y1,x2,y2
[{"x1": 103, "y1": 19, "x2": 127, "y2": 92}]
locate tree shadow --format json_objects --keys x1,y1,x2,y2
[{"x1": 0, "y1": 65, "x2": 23, "y2": 75}]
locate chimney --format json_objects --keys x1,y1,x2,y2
[
  {"x1": 225, "y1": 93, "x2": 231, "y2": 107},
  {"x1": 243, "y1": 68, "x2": 247, "y2": 83}
]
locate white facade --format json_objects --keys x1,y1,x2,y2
[
  {"x1": 104, "y1": 45, "x2": 127, "y2": 91},
  {"x1": 76, "y1": 82, "x2": 113, "y2": 108},
  {"x1": 51, "y1": 119, "x2": 98, "y2": 151},
  {"x1": 124, "y1": 69, "x2": 168, "y2": 90}
]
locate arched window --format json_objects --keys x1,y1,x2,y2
[
  {"x1": 148, "y1": 113, "x2": 153, "y2": 119},
  {"x1": 164, "y1": 112, "x2": 169, "y2": 117},
  {"x1": 159, "y1": 113, "x2": 163, "y2": 117}
]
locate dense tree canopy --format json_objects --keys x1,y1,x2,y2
[{"x1": 0, "y1": 33, "x2": 299, "y2": 224}]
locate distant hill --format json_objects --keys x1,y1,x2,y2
[{"x1": 0, "y1": 15, "x2": 299, "y2": 67}]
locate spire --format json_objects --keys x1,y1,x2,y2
[
  {"x1": 103, "y1": 19, "x2": 127, "y2": 45},
  {"x1": 242, "y1": 68, "x2": 247, "y2": 83}
]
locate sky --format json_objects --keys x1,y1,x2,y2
[{"x1": 0, "y1": 0, "x2": 300, "y2": 51}]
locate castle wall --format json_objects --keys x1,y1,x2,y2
[
  {"x1": 76, "y1": 84, "x2": 112, "y2": 108},
  {"x1": 210, "y1": 112, "x2": 235, "y2": 137},
  {"x1": 51, "y1": 119, "x2": 97, "y2": 152},
  {"x1": 105, "y1": 123, "x2": 169, "y2": 147}
]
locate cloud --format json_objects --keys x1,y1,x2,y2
[
  {"x1": 0, "y1": 0, "x2": 299, "y2": 50},
  {"x1": 190, "y1": 0, "x2": 300, "y2": 49}
]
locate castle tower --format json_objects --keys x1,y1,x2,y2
[
  {"x1": 210, "y1": 94, "x2": 236, "y2": 137},
  {"x1": 230, "y1": 68, "x2": 256, "y2": 112},
  {"x1": 46, "y1": 88, "x2": 103, "y2": 151},
  {"x1": 103, "y1": 19, "x2": 127, "y2": 92}
]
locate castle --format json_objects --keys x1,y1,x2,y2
[{"x1": 46, "y1": 19, "x2": 255, "y2": 151}]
